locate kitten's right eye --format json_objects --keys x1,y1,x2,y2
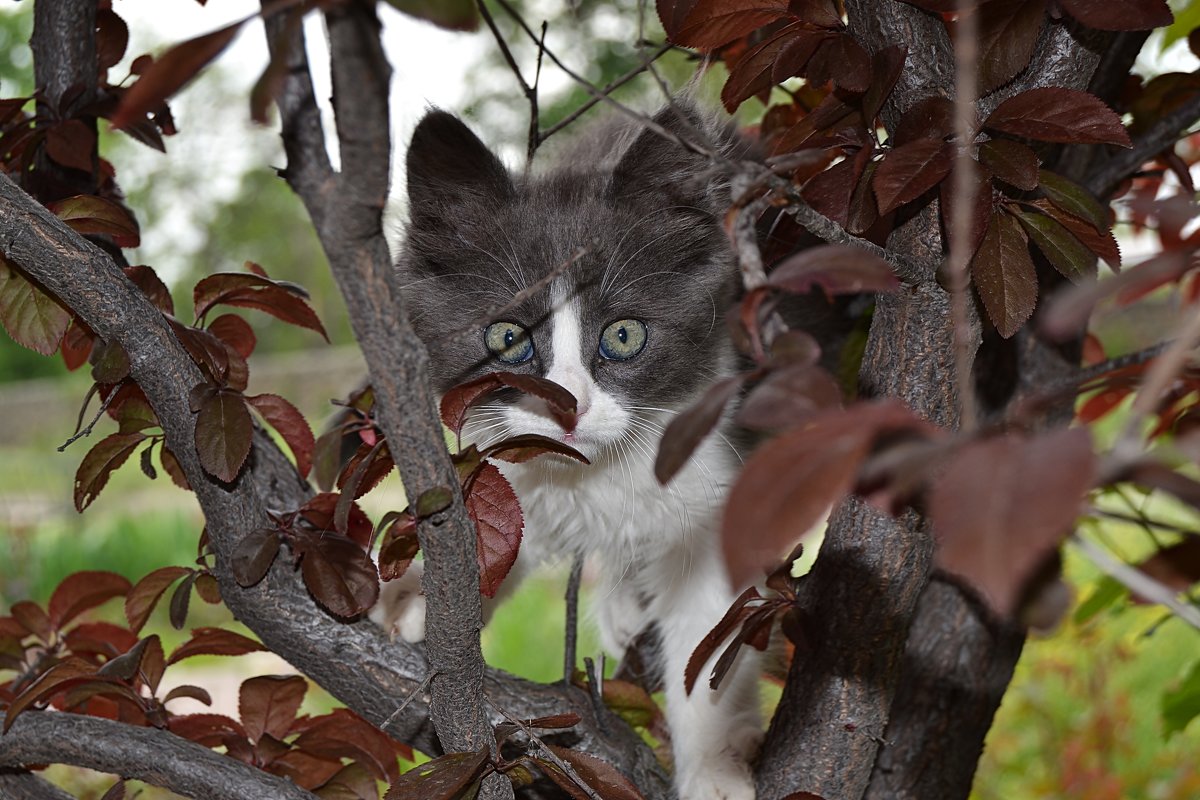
[{"x1": 484, "y1": 321, "x2": 534, "y2": 364}]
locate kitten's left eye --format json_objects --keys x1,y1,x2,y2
[
  {"x1": 484, "y1": 321, "x2": 534, "y2": 364},
  {"x1": 599, "y1": 319, "x2": 647, "y2": 361}
]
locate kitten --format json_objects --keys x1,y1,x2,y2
[{"x1": 373, "y1": 103, "x2": 761, "y2": 800}]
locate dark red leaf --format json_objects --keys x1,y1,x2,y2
[
  {"x1": 722, "y1": 401, "x2": 932, "y2": 587},
  {"x1": 930, "y1": 429, "x2": 1094, "y2": 616},
  {"x1": 124, "y1": 265, "x2": 174, "y2": 315},
  {"x1": 542, "y1": 745, "x2": 645, "y2": 800},
  {"x1": 978, "y1": 138, "x2": 1039, "y2": 191},
  {"x1": 767, "y1": 243, "x2": 900, "y2": 297},
  {"x1": 62, "y1": 622, "x2": 138, "y2": 659},
  {"x1": 685, "y1": 586, "x2": 762, "y2": 694},
  {"x1": 96, "y1": 634, "x2": 155, "y2": 682},
  {"x1": 99, "y1": 778, "x2": 127, "y2": 800},
  {"x1": 440, "y1": 372, "x2": 577, "y2": 436},
  {"x1": 232, "y1": 527, "x2": 281, "y2": 587},
  {"x1": 45, "y1": 120, "x2": 96, "y2": 173},
  {"x1": 975, "y1": 0, "x2": 1045, "y2": 94},
  {"x1": 800, "y1": 148, "x2": 868, "y2": 227},
  {"x1": 481, "y1": 433, "x2": 590, "y2": 465},
  {"x1": 239, "y1": 674, "x2": 307, "y2": 744},
  {"x1": 940, "y1": 164, "x2": 994, "y2": 263},
  {"x1": 384, "y1": 0, "x2": 480, "y2": 31},
  {"x1": 208, "y1": 286, "x2": 328, "y2": 341},
  {"x1": 984, "y1": 88, "x2": 1132, "y2": 147},
  {"x1": 378, "y1": 513, "x2": 420, "y2": 581},
  {"x1": 970, "y1": 209, "x2": 1037, "y2": 338},
  {"x1": 47, "y1": 195, "x2": 140, "y2": 248},
  {"x1": 861, "y1": 45, "x2": 908, "y2": 122},
  {"x1": 194, "y1": 390, "x2": 253, "y2": 482},
  {"x1": 337, "y1": 440, "x2": 395, "y2": 501},
  {"x1": 736, "y1": 364, "x2": 842, "y2": 431},
  {"x1": 872, "y1": 138, "x2": 955, "y2": 214},
  {"x1": 892, "y1": 95, "x2": 955, "y2": 146},
  {"x1": 294, "y1": 708, "x2": 412, "y2": 782},
  {"x1": 96, "y1": 9, "x2": 130, "y2": 70},
  {"x1": 0, "y1": 257, "x2": 72, "y2": 356},
  {"x1": 195, "y1": 571, "x2": 221, "y2": 604},
  {"x1": 467, "y1": 463, "x2": 524, "y2": 598},
  {"x1": 246, "y1": 393, "x2": 314, "y2": 478},
  {"x1": 655, "y1": 375, "x2": 746, "y2": 485},
  {"x1": 11, "y1": 604, "x2": 54, "y2": 648},
  {"x1": 163, "y1": 684, "x2": 213, "y2": 707},
  {"x1": 1040, "y1": 251, "x2": 1186, "y2": 339},
  {"x1": 1058, "y1": 0, "x2": 1172, "y2": 30},
  {"x1": 174, "y1": 323, "x2": 231, "y2": 383},
  {"x1": 383, "y1": 748, "x2": 490, "y2": 800},
  {"x1": 207, "y1": 313, "x2": 256, "y2": 359},
  {"x1": 160, "y1": 444, "x2": 191, "y2": 490},
  {"x1": 806, "y1": 33, "x2": 871, "y2": 93},
  {"x1": 720, "y1": 23, "x2": 816, "y2": 112},
  {"x1": 111, "y1": 19, "x2": 245, "y2": 130},
  {"x1": 169, "y1": 571, "x2": 198, "y2": 630},
  {"x1": 169, "y1": 713, "x2": 247, "y2": 746},
  {"x1": 3, "y1": 657, "x2": 99, "y2": 732},
  {"x1": 74, "y1": 431, "x2": 147, "y2": 511},
  {"x1": 49, "y1": 571, "x2": 131, "y2": 629},
  {"x1": 657, "y1": 0, "x2": 791, "y2": 50},
  {"x1": 301, "y1": 492, "x2": 374, "y2": 549},
  {"x1": 298, "y1": 532, "x2": 380, "y2": 618},
  {"x1": 61, "y1": 320, "x2": 95, "y2": 370},
  {"x1": 167, "y1": 627, "x2": 266, "y2": 665}
]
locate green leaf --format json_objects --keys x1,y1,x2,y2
[
  {"x1": 1163, "y1": 658, "x2": 1200, "y2": 737},
  {"x1": 1038, "y1": 169, "x2": 1109, "y2": 233},
  {"x1": 1011, "y1": 207, "x2": 1096, "y2": 282},
  {"x1": 384, "y1": 0, "x2": 480, "y2": 31},
  {"x1": 0, "y1": 256, "x2": 71, "y2": 356},
  {"x1": 1072, "y1": 575, "x2": 1126, "y2": 625}
]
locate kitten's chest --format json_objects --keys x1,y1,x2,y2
[{"x1": 500, "y1": 436, "x2": 738, "y2": 563}]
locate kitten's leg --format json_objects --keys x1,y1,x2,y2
[{"x1": 655, "y1": 551, "x2": 761, "y2": 800}]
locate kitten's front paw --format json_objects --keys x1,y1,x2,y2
[
  {"x1": 677, "y1": 761, "x2": 756, "y2": 800},
  {"x1": 368, "y1": 564, "x2": 426, "y2": 643}
]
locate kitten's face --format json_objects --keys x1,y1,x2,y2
[{"x1": 400, "y1": 109, "x2": 738, "y2": 464}]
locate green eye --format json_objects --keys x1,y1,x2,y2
[
  {"x1": 484, "y1": 321, "x2": 534, "y2": 364},
  {"x1": 599, "y1": 319, "x2": 647, "y2": 361}
]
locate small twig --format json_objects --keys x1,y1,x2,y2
[
  {"x1": 446, "y1": 247, "x2": 587, "y2": 339},
  {"x1": 1090, "y1": 507, "x2": 1193, "y2": 539},
  {"x1": 582, "y1": 656, "x2": 608, "y2": 735},
  {"x1": 1071, "y1": 534, "x2": 1200, "y2": 630},
  {"x1": 563, "y1": 554, "x2": 584, "y2": 685},
  {"x1": 476, "y1": 0, "x2": 541, "y2": 164},
  {"x1": 947, "y1": 0, "x2": 980, "y2": 432},
  {"x1": 528, "y1": 22, "x2": 547, "y2": 161},
  {"x1": 491, "y1": 0, "x2": 716, "y2": 160},
  {"x1": 1114, "y1": 304, "x2": 1200, "y2": 461},
  {"x1": 486, "y1": 698, "x2": 604, "y2": 800},
  {"x1": 1075, "y1": 340, "x2": 1173, "y2": 387},
  {"x1": 1087, "y1": 85, "x2": 1200, "y2": 197},
  {"x1": 538, "y1": 43, "x2": 672, "y2": 145},
  {"x1": 776, "y1": 181, "x2": 931, "y2": 284},
  {"x1": 59, "y1": 381, "x2": 120, "y2": 451},
  {"x1": 381, "y1": 670, "x2": 436, "y2": 730}
]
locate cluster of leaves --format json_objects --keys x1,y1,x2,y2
[
  {"x1": 302, "y1": 372, "x2": 586, "y2": 612},
  {"x1": 72, "y1": 260, "x2": 323, "y2": 513},
  {"x1": 0, "y1": 570, "x2": 412, "y2": 797},
  {"x1": 658, "y1": 0, "x2": 1158, "y2": 337},
  {"x1": 385, "y1": 712, "x2": 644, "y2": 800},
  {"x1": 652, "y1": 0, "x2": 1200, "y2": 691}
]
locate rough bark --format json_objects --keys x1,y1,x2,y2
[
  {"x1": 0, "y1": 771, "x2": 76, "y2": 800},
  {"x1": 0, "y1": 172, "x2": 670, "y2": 800},
  {"x1": 0, "y1": 713, "x2": 319, "y2": 800}
]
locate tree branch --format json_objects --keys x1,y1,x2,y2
[
  {"x1": 1086, "y1": 82, "x2": 1200, "y2": 198},
  {"x1": 0, "y1": 712, "x2": 319, "y2": 800},
  {"x1": 0, "y1": 172, "x2": 670, "y2": 799},
  {"x1": 0, "y1": 770, "x2": 76, "y2": 800}
]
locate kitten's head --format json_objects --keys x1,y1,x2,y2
[{"x1": 398, "y1": 105, "x2": 741, "y2": 464}]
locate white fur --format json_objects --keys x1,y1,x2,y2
[{"x1": 376, "y1": 295, "x2": 760, "y2": 800}]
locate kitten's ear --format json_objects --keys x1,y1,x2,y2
[
  {"x1": 406, "y1": 110, "x2": 513, "y2": 211},
  {"x1": 610, "y1": 104, "x2": 729, "y2": 206}
]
